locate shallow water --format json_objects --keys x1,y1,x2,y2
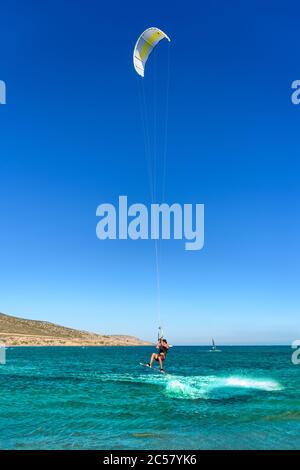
[{"x1": 0, "y1": 346, "x2": 299, "y2": 449}]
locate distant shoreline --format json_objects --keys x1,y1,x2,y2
[
  {"x1": 0, "y1": 312, "x2": 151, "y2": 347},
  {"x1": 3, "y1": 344, "x2": 152, "y2": 347},
  {"x1": 3, "y1": 345, "x2": 290, "y2": 347}
]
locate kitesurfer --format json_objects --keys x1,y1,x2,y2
[{"x1": 147, "y1": 337, "x2": 170, "y2": 372}]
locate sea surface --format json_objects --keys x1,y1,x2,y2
[{"x1": 0, "y1": 346, "x2": 299, "y2": 449}]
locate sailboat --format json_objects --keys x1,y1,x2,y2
[{"x1": 209, "y1": 338, "x2": 221, "y2": 352}]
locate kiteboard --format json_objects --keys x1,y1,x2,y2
[{"x1": 139, "y1": 362, "x2": 167, "y2": 374}]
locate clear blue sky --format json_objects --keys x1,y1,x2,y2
[{"x1": 0, "y1": 0, "x2": 299, "y2": 344}]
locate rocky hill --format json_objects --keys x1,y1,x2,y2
[{"x1": 0, "y1": 312, "x2": 150, "y2": 346}]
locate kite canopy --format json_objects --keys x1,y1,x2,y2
[{"x1": 133, "y1": 27, "x2": 171, "y2": 77}]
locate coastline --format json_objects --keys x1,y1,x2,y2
[
  {"x1": 0, "y1": 332, "x2": 152, "y2": 347},
  {"x1": 0, "y1": 312, "x2": 151, "y2": 347}
]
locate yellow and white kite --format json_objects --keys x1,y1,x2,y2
[{"x1": 133, "y1": 27, "x2": 171, "y2": 77}]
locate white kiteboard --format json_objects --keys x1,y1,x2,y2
[{"x1": 139, "y1": 362, "x2": 168, "y2": 374}]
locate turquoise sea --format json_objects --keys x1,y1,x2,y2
[{"x1": 0, "y1": 346, "x2": 299, "y2": 449}]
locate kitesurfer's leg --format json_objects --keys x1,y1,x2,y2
[
  {"x1": 158, "y1": 354, "x2": 164, "y2": 371},
  {"x1": 149, "y1": 353, "x2": 157, "y2": 367}
]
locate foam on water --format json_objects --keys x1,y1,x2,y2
[
  {"x1": 224, "y1": 376, "x2": 281, "y2": 391},
  {"x1": 164, "y1": 375, "x2": 282, "y2": 399},
  {"x1": 98, "y1": 372, "x2": 282, "y2": 400}
]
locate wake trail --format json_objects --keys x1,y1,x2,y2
[{"x1": 97, "y1": 372, "x2": 283, "y2": 400}]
